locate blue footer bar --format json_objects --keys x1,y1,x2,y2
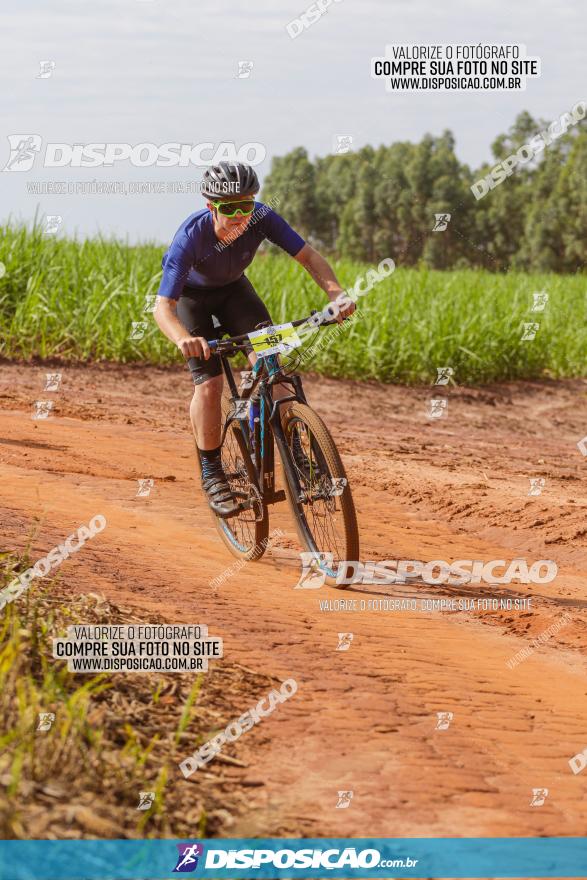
[{"x1": 1, "y1": 838, "x2": 586, "y2": 879}]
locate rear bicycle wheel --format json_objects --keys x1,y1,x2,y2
[
  {"x1": 281, "y1": 403, "x2": 359, "y2": 586},
  {"x1": 198, "y1": 395, "x2": 269, "y2": 562}
]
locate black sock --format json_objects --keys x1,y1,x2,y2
[{"x1": 199, "y1": 445, "x2": 222, "y2": 480}]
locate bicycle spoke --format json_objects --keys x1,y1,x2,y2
[
  {"x1": 221, "y1": 428, "x2": 257, "y2": 548},
  {"x1": 289, "y1": 421, "x2": 348, "y2": 564}
]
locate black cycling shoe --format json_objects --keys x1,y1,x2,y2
[{"x1": 202, "y1": 471, "x2": 240, "y2": 518}]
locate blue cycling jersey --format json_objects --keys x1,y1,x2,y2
[{"x1": 158, "y1": 202, "x2": 305, "y2": 300}]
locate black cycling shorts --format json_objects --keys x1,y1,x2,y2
[{"x1": 176, "y1": 275, "x2": 272, "y2": 385}]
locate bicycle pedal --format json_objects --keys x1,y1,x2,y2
[
  {"x1": 217, "y1": 504, "x2": 245, "y2": 521},
  {"x1": 246, "y1": 498, "x2": 264, "y2": 521}
]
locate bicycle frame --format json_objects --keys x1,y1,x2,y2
[
  {"x1": 219, "y1": 352, "x2": 308, "y2": 507},
  {"x1": 198, "y1": 311, "x2": 358, "y2": 566}
]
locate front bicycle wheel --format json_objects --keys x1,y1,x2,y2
[
  {"x1": 281, "y1": 403, "x2": 359, "y2": 586},
  {"x1": 199, "y1": 395, "x2": 269, "y2": 562}
]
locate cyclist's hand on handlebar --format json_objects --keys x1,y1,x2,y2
[
  {"x1": 335, "y1": 299, "x2": 356, "y2": 323},
  {"x1": 177, "y1": 335, "x2": 211, "y2": 360}
]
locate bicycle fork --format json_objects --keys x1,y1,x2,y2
[
  {"x1": 255, "y1": 391, "x2": 287, "y2": 507},
  {"x1": 265, "y1": 388, "x2": 307, "y2": 506}
]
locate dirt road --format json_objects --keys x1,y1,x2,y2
[{"x1": 1, "y1": 361, "x2": 586, "y2": 838}]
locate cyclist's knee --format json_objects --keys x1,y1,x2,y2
[{"x1": 192, "y1": 374, "x2": 223, "y2": 397}]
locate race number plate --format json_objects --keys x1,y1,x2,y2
[{"x1": 248, "y1": 323, "x2": 302, "y2": 356}]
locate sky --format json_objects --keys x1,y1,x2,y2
[{"x1": 0, "y1": 0, "x2": 585, "y2": 243}]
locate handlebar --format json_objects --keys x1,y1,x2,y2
[{"x1": 207, "y1": 311, "x2": 342, "y2": 353}]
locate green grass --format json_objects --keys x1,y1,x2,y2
[
  {"x1": 0, "y1": 551, "x2": 219, "y2": 838},
  {"x1": 0, "y1": 550, "x2": 287, "y2": 838},
  {"x1": 1, "y1": 219, "x2": 585, "y2": 384},
  {"x1": 0, "y1": 557, "x2": 178, "y2": 838}
]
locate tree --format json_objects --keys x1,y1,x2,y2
[
  {"x1": 261, "y1": 148, "x2": 316, "y2": 241},
  {"x1": 259, "y1": 113, "x2": 587, "y2": 273}
]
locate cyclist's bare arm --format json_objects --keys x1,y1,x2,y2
[
  {"x1": 294, "y1": 244, "x2": 355, "y2": 320},
  {"x1": 153, "y1": 296, "x2": 211, "y2": 359}
]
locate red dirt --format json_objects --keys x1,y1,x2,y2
[{"x1": 1, "y1": 361, "x2": 586, "y2": 838}]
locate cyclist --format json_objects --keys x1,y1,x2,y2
[{"x1": 154, "y1": 161, "x2": 354, "y2": 517}]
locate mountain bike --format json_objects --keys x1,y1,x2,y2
[{"x1": 195, "y1": 313, "x2": 359, "y2": 585}]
